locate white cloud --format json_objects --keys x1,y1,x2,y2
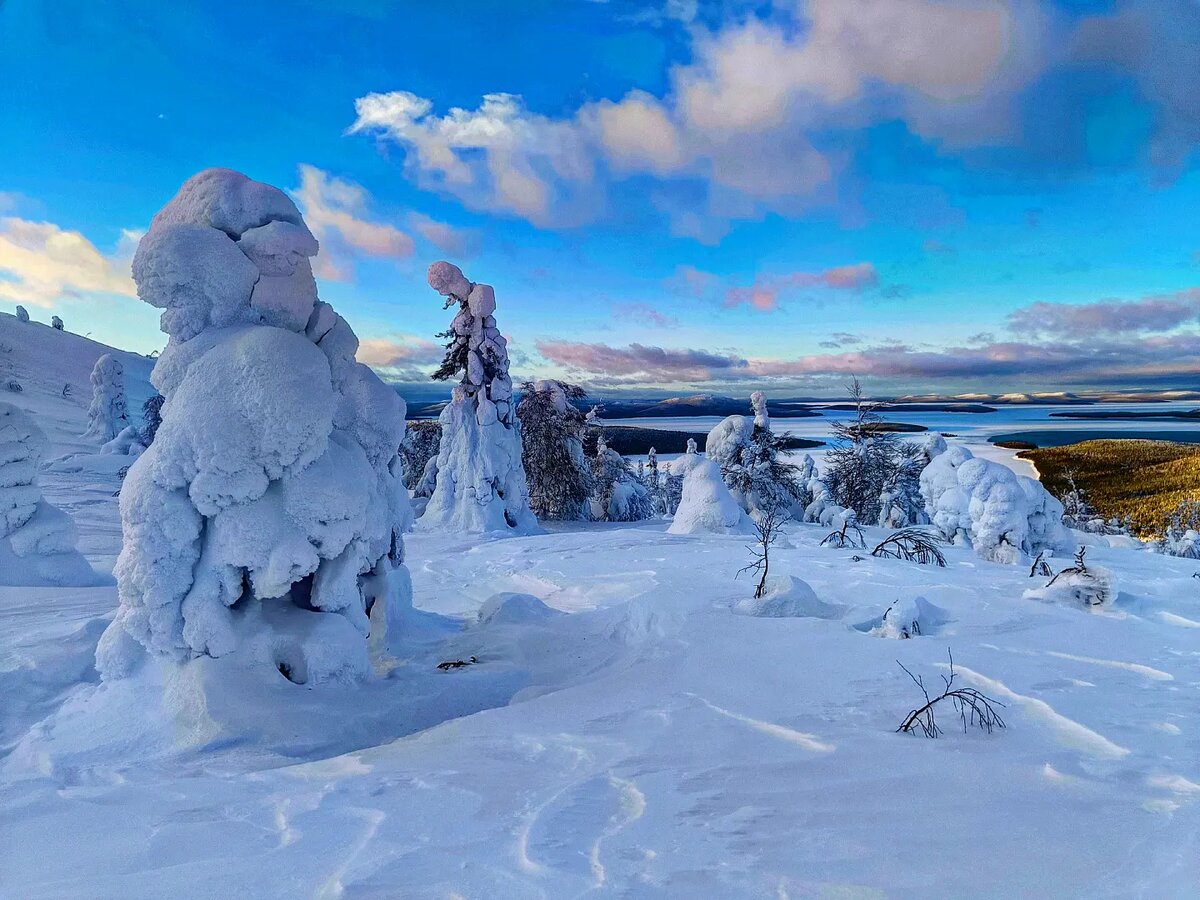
[
  {"x1": 292, "y1": 164, "x2": 415, "y2": 281},
  {"x1": 0, "y1": 216, "x2": 136, "y2": 308}
]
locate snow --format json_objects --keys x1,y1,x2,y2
[
  {"x1": 920, "y1": 444, "x2": 1066, "y2": 563},
  {"x1": 95, "y1": 169, "x2": 413, "y2": 685},
  {"x1": 668, "y1": 457, "x2": 751, "y2": 534},
  {"x1": 3, "y1": 313, "x2": 1200, "y2": 896}
]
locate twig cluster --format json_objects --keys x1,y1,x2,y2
[
  {"x1": 1045, "y1": 546, "x2": 1088, "y2": 586},
  {"x1": 896, "y1": 649, "x2": 1006, "y2": 738},
  {"x1": 736, "y1": 506, "x2": 789, "y2": 598},
  {"x1": 822, "y1": 516, "x2": 865, "y2": 549},
  {"x1": 1028, "y1": 550, "x2": 1053, "y2": 578},
  {"x1": 871, "y1": 527, "x2": 947, "y2": 566}
]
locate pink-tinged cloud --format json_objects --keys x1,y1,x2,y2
[
  {"x1": 611, "y1": 302, "x2": 679, "y2": 328},
  {"x1": 1008, "y1": 289, "x2": 1200, "y2": 338},
  {"x1": 724, "y1": 263, "x2": 879, "y2": 311},
  {"x1": 536, "y1": 339, "x2": 746, "y2": 382}
]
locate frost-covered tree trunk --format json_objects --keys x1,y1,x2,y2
[
  {"x1": 516, "y1": 379, "x2": 593, "y2": 521},
  {"x1": 15, "y1": 305, "x2": 30, "y2": 323},
  {"x1": 82, "y1": 353, "x2": 129, "y2": 443},
  {"x1": 96, "y1": 168, "x2": 414, "y2": 685},
  {"x1": 419, "y1": 262, "x2": 537, "y2": 534},
  {"x1": 0, "y1": 403, "x2": 102, "y2": 586}
]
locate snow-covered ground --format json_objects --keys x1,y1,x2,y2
[{"x1": 3, "y1": 316, "x2": 1200, "y2": 897}]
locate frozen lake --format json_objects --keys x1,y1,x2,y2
[{"x1": 602, "y1": 401, "x2": 1200, "y2": 477}]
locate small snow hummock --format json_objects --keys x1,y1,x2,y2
[
  {"x1": 419, "y1": 262, "x2": 538, "y2": 534},
  {"x1": 668, "y1": 458, "x2": 751, "y2": 535},
  {"x1": 733, "y1": 574, "x2": 840, "y2": 619},
  {"x1": 0, "y1": 403, "x2": 106, "y2": 587},
  {"x1": 856, "y1": 596, "x2": 949, "y2": 639},
  {"x1": 82, "y1": 353, "x2": 129, "y2": 443},
  {"x1": 1024, "y1": 549, "x2": 1117, "y2": 609},
  {"x1": 15, "y1": 305, "x2": 30, "y2": 323},
  {"x1": 920, "y1": 444, "x2": 1066, "y2": 564},
  {"x1": 96, "y1": 168, "x2": 413, "y2": 685}
]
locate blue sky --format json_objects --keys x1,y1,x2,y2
[{"x1": 1, "y1": 0, "x2": 1199, "y2": 397}]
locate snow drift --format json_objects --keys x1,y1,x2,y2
[{"x1": 96, "y1": 168, "x2": 413, "y2": 684}]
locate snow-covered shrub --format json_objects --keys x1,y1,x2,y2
[
  {"x1": 516, "y1": 380, "x2": 593, "y2": 520},
  {"x1": 920, "y1": 444, "x2": 1066, "y2": 564},
  {"x1": 591, "y1": 434, "x2": 654, "y2": 522},
  {"x1": 51, "y1": 316, "x2": 63, "y2": 330},
  {"x1": 707, "y1": 393, "x2": 803, "y2": 518},
  {"x1": 668, "y1": 458, "x2": 751, "y2": 535},
  {"x1": 859, "y1": 596, "x2": 948, "y2": 639},
  {"x1": 15, "y1": 305, "x2": 29, "y2": 323},
  {"x1": 96, "y1": 168, "x2": 413, "y2": 684},
  {"x1": 1023, "y1": 547, "x2": 1116, "y2": 608},
  {"x1": 0, "y1": 403, "x2": 103, "y2": 587},
  {"x1": 1154, "y1": 500, "x2": 1200, "y2": 558},
  {"x1": 733, "y1": 574, "x2": 839, "y2": 619},
  {"x1": 82, "y1": 353, "x2": 129, "y2": 443},
  {"x1": 420, "y1": 261, "x2": 537, "y2": 534},
  {"x1": 140, "y1": 394, "x2": 164, "y2": 446},
  {"x1": 399, "y1": 419, "x2": 441, "y2": 493}
]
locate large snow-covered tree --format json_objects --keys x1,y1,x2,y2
[
  {"x1": 668, "y1": 458, "x2": 751, "y2": 535},
  {"x1": 1, "y1": 403, "x2": 103, "y2": 587},
  {"x1": 590, "y1": 434, "x2": 654, "y2": 522},
  {"x1": 516, "y1": 379, "x2": 593, "y2": 521},
  {"x1": 82, "y1": 353, "x2": 129, "y2": 443},
  {"x1": 95, "y1": 168, "x2": 414, "y2": 685},
  {"x1": 706, "y1": 392, "x2": 802, "y2": 519},
  {"x1": 420, "y1": 262, "x2": 537, "y2": 534}
]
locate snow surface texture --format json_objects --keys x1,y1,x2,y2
[
  {"x1": 920, "y1": 444, "x2": 1067, "y2": 563},
  {"x1": 96, "y1": 168, "x2": 413, "y2": 684},
  {"x1": 668, "y1": 458, "x2": 751, "y2": 535},
  {"x1": 419, "y1": 262, "x2": 537, "y2": 534},
  {"x1": 81, "y1": 354, "x2": 129, "y2": 443},
  {"x1": 0, "y1": 403, "x2": 103, "y2": 587}
]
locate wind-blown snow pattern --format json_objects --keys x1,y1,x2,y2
[
  {"x1": 0, "y1": 402, "x2": 103, "y2": 587},
  {"x1": 95, "y1": 168, "x2": 412, "y2": 683},
  {"x1": 921, "y1": 444, "x2": 1066, "y2": 563},
  {"x1": 81, "y1": 354, "x2": 128, "y2": 443},
  {"x1": 419, "y1": 261, "x2": 537, "y2": 535}
]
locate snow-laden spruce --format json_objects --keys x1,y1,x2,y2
[
  {"x1": 51, "y1": 316, "x2": 63, "y2": 330},
  {"x1": 668, "y1": 457, "x2": 751, "y2": 535},
  {"x1": 82, "y1": 353, "x2": 129, "y2": 443},
  {"x1": 707, "y1": 392, "x2": 802, "y2": 519},
  {"x1": 0, "y1": 403, "x2": 103, "y2": 587},
  {"x1": 591, "y1": 433, "x2": 654, "y2": 522},
  {"x1": 15, "y1": 305, "x2": 30, "y2": 323},
  {"x1": 96, "y1": 168, "x2": 413, "y2": 684},
  {"x1": 420, "y1": 262, "x2": 537, "y2": 534},
  {"x1": 516, "y1": 379, "x2": 593, "y2": 521},
  {"x1": 920, "y1": 444, "x2": 1066, "y2": 564}
]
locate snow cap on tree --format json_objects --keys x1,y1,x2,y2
[
  {"x1": 82, "y1": 353, "x2": 129, "y2": 443},
  {"x1": 0, "y1": 403, "x2": 103, "y2": 587},
  {"x1": 751, "y1": 390, "x2": 769, "y2": 430},
  {"x1": 15, "y1": 305, "x2": 29, "y2": 323},
  {"x1": 96, "y1": 168, "x2": 413, "y2": 685},
  {"x1": 419, "y1": 262, "x2": 537, "y2": 534}
]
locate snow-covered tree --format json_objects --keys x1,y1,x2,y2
[
  {"x1": 1058, "y1": 471, "x2": 1130, "y2": 536},
  {"x1": 0, "y1": 403, "x2": 102, "y2": 586},
  {"x1": 920, "y1": 444, "x2": 1066, "y2": 564},
  {"x1": 668, "y1": 458, "x2": 751, "y2": 535},
  {"x1": 399, "y1": 420, "x2": 441, "y2": 493},
  {"x1": 95, "y1": 168, "x2": 413, "y2": 685},
  {"x1": 706, "y1": 392, "x2": 802, "y2": 518},
  {"x1": 82, "y1": 353, "x2": 129, "y2": 443},
  {"x1": 15, "y1": 305, "x2": 29, "y2": 323},
  {"x1": 419, "y1": 262, "x2": 537, "y2": 534},
  {"x1": 590, "y1": 434, "x2": 654, "y2": 521},
  {"x1": 51, "y1": 316, "x2": 63, "y2": 330},
  {"x1": 516, "y1": 379, "x2": 593, "y2": 520},
  {"x1": 1155, "y1": 500, "x2": 1200, "y2": 558}
]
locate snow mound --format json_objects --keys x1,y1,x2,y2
[
  {"x1": 0, "y1": 403, "x2": 106, "y2": 587},
  {"x1": 668, "y1": 458, "x2": 751, "y2": 535},
  {"x1": 920, "y1": 444, "x2": 1065, "y2": 563},
  {"x1": 855, "y1": 596, "x2": 948, "y2": 638},
  {"x1": 733, "y1": 575, "x2": 841, "y2": 619},
  {"x1": 97, "y1": 168, "x2": 413, "y2": 684},
  {"x1": 477, "y1": 592, "x2": 562, "y2": 626},
  {"x1": 1024, "y1": 565, "x2": 1117, "y2": 609}
]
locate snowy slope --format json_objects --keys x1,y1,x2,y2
[{"x1": 2, "y1": 330, "x2": 1200, "y2": 898}]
